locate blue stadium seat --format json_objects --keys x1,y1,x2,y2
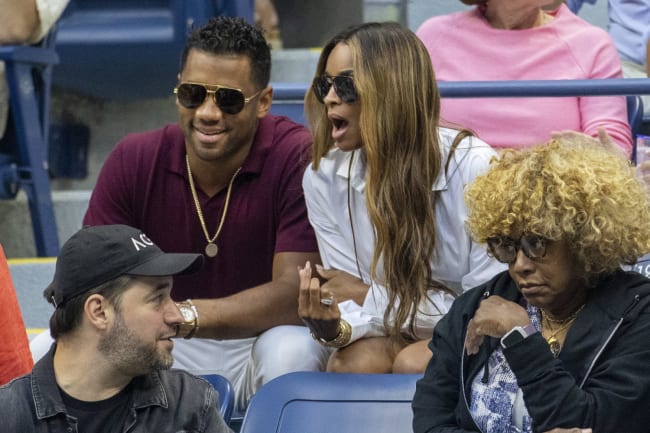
[
  {"x1": 0, "y1": 29, "x2": 60, "y2": 256},
  {"x1": 270, "y1": 82, "x2": 309, "y2": 125},
  {"x1": 52, "y1": 0, "x2": 254, "y2": 100},
  {"x1": 239, "y1": 372, "x2": 420, "y2": 433},
  {"x1": 201, "y1": 373, "x2": 235, "y2": 424}
]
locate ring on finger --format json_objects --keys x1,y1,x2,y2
[{"x1": 320, "y1": 295, "x2": 334, "y2": 306}]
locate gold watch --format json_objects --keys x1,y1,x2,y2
[{"x1": 176, "y1": 299, "x2": 199, "y2": 339}]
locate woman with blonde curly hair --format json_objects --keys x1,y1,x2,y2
[
  {"x1": 413, "y1": 137, "x2": 650, "y2": 433},
  {"x1": 297, "y1": 22, "x2": 503, "y2": 374}
]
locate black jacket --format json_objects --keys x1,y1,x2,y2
[{"x1": 412, "y1": 270, "x2": 650, "y2": 433}]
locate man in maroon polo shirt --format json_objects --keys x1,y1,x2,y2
[{"x1": 30, "y1": 16, "x2": 330, "y2": 412}]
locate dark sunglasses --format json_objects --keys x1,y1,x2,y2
[
  {"x1": 173, "y1": 82, "x2": 261, "y2": 114},
  {"x1": 486, "y1": 234, "x2": 548, "y2": 264},
  {"x1": 312, "y1": 74, "x2": 358, "y2": 104}
]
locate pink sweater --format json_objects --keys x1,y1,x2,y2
[{"x1": 416, "y1": 4, "x2": 632, "y2": 155}]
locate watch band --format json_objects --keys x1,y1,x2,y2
[{"x1": 500, "y1": 322, "x2": 537, "y2": 349}]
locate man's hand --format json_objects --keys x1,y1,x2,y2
[
  {"x1": 464, "y1": 296, "x2": 529, "y2": 355},
  {"x1": 298, "y1": 261, "x2": 341, "y2": 341},
  {"x1": 315, "y1": 264, "x2": 369, "y2": 305}
]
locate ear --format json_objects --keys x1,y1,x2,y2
[
  {"x1": 84, "y1": 294, "x2": 113, "y2": 331},
  {"x1": 256, "y1": 86, "x2": 273, "y2": 119}
]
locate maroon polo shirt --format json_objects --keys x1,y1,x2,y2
[{"x1": 83, "y1": 115, "x2": 318, "y2": 300}]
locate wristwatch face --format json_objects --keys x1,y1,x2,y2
[
  {"x1": 179, "y1": 305, "x2": 194, "y2": 323},
  {"x1": 502, "y1": 329, "x2": 525, "y2": 348}
]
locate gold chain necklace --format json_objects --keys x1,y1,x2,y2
[
  {"x1": 540, "y1": 304, "x2": 584, "y2": 357},
  {"x1": 186, "y1": 155, "x2": 241, "y2": 258}
]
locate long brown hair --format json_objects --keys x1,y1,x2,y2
[{"x1": 306, "y1": 22, "x2": 464, "y2": 342}]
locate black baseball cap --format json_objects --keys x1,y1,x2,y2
[{"x1": 48, "y1": 224, "x2": 203, "y2": 307}]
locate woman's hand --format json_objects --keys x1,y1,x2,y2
[
  {"x1": 315, "y1": 264, "x2": 369, "y2": 305},
  {"x1": 551, "y1": 128, "x2": 622, "y2": 157},
  {"x1": 298, "y1": 261, "x2": 341, "y2": 341},
  {"x1": 464, "y1": 295, "x2": 530, "y2": 355}
]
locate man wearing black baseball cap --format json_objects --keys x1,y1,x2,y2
[{"x1": 0, "y1": 225, "x2": 233, "y2": 432}]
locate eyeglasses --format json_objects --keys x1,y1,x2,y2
[
  {"x1": 173, "y1": 82, "x2": 262, "y2": 114},
  {"x1": 312, "y1": 74, "x2": 358, "y2": 104},
  {"x1": 486, "y1": 235, "x2": 548, "y2": 264}
]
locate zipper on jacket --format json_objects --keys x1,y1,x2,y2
[
  {"x1": 579, "y1": 294, "x2": 640, "y2": 388},
  {"x1": 460, "y1": 331, "x2": 486, "y2": 433},
  {"x1": 459, "y1": 286, "x2": 494, "y2": 433}
]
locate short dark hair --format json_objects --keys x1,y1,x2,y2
[
  {"x1": 44, "y1": 275, "x2": 136, "y2": 340},
  {"x1": 179, "y1": 16, "x2": 271, "y2": 89}
]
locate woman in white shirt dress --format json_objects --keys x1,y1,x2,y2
[{"x1": 298, "y1": 22, "x2": 505, "y2": 373}]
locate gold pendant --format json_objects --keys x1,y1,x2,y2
[
  {"x1": 547, "y1": 336, "x2": 561, "y2": 357},
  {"x1": 205, "y1": 242, "x2": 218, "y2": 258}
]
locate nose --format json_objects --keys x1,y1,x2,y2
[
  {"x1": 194, "y1": 91, "x2": 224, "y2": 119},
  {"x1": 509, "y1": 248, "x2": 535, "y2": 275},
  {"x1": 323, "y1": 83, "x2": 340, "y2": 105},
  {"x1": 166, "y1": 299, "x2": 184, "y2": 326}
]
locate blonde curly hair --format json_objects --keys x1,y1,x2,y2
[{"x1": 466, "y1": 138, "x2": 650, "y2": 280}]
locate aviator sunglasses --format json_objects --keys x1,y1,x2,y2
[
  {"x1": 312, "y1": 74, "x2": 358, "y2": 104},
  {"x1": 486, "y1": 234, "x2": 548, "y2": 264},
  {"x1": 173, "y1": 82, "x2": 262, "y2": 114}
]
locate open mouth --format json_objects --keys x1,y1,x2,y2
[{"x1": 331, "y1": 118, "x2": 348, "y2": 130}]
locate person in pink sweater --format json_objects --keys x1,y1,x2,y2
[{"x1": 416, "y1": 1, "x2": 632, "y2": 156}]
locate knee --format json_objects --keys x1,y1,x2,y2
[
  {"x1": 326, "y1": 343, "x2": 393, "y2": 374},
  {"x1": 326, "y1": 350, "x2": 355, "y2": 373},
  {"x1": 326, "y1": 350, "x2": 369, "y2": 373},
  {"x1": 391, "y1": 345, "x2": 431, "y2": 374}
]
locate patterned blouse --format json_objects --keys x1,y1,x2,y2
[{"x1": 469, "y1": 304, "x2": 542, "y2": 433}]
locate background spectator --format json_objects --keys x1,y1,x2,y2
[
  {"x1": 0, "y1": 0, "x2": 69, "y2": 140},
  {"x1": 416, "y1": 0, "x2": 633, "y2": 155},
  {"x1": 255, "y1": 0, "x2": 282, "y2": 49},
  {"x1": 0, "y1": 244, "x2": 32, "y2": 384},
  {"x1": 565, "y1": 0, "x2": 650, "y2": 116}
]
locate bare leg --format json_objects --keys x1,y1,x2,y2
[
  {"x1": 327, "y1": 337, "x2": 406, "y2": 373},
  {"x1": 392, "y1": 339, "x2": 431, "y2": 374}
]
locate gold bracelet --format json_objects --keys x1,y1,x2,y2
[{"x1": 311, "y1": 319, "x2": 352, "y2": 348}]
